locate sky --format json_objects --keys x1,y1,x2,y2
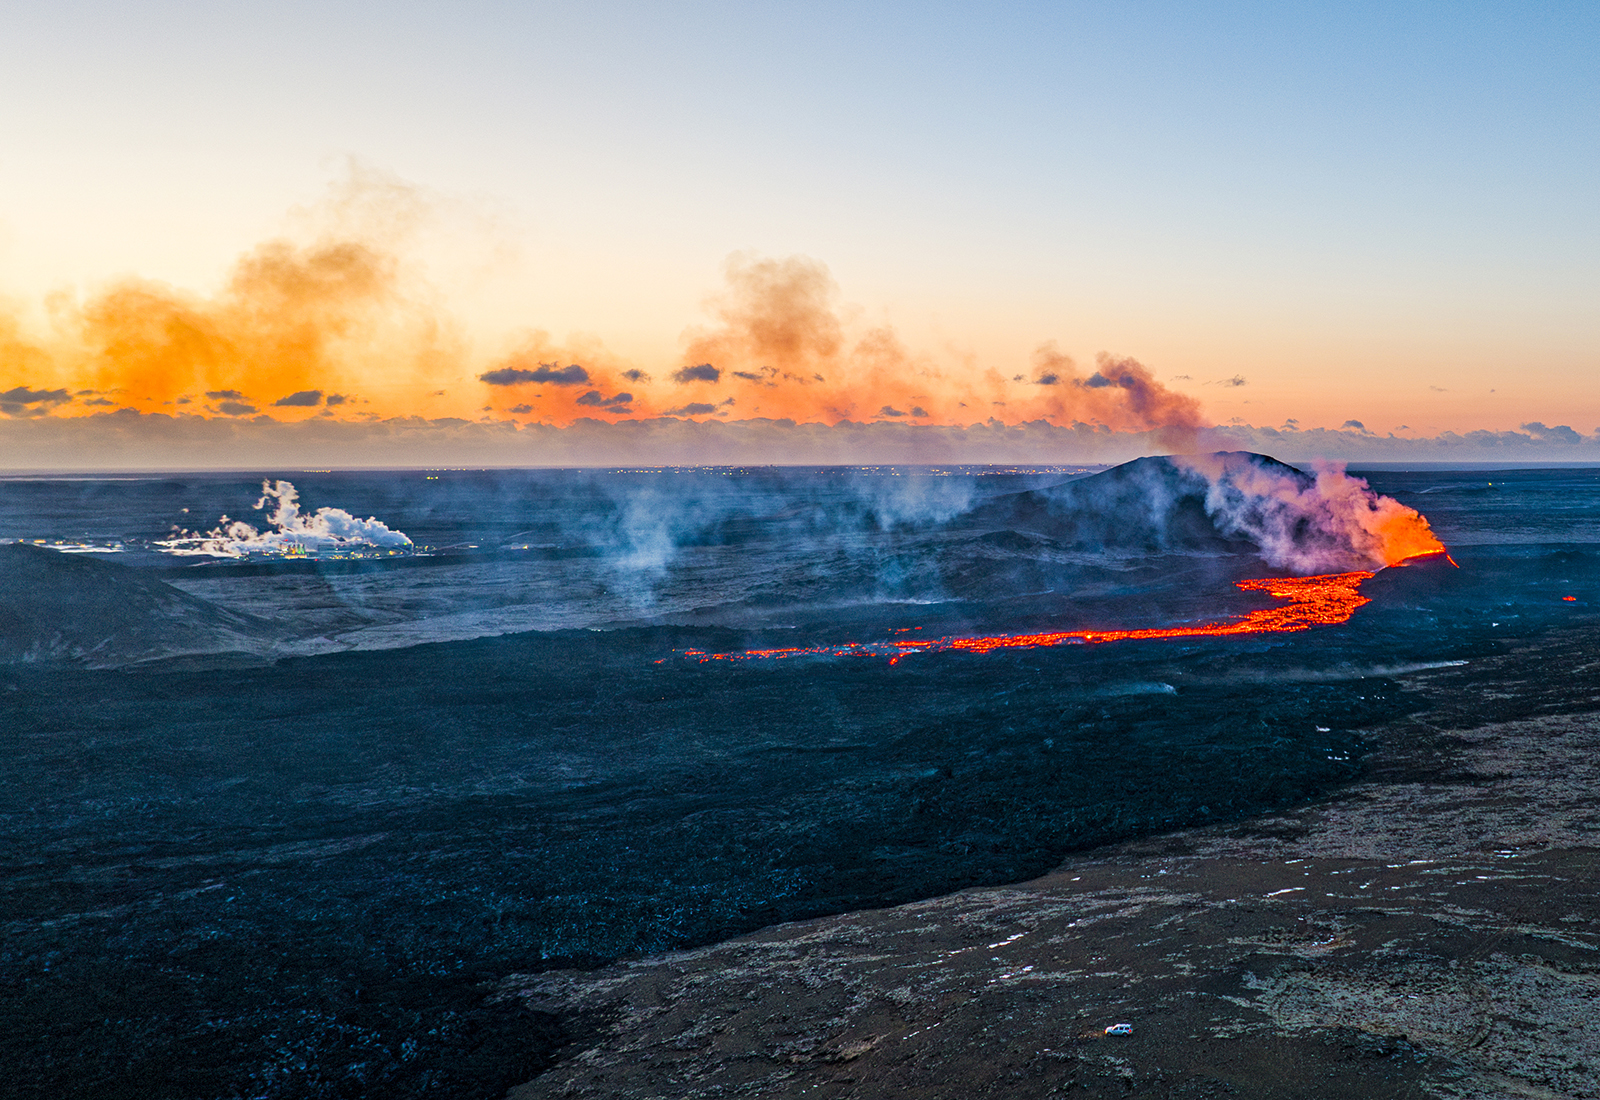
[{"x1": 1, "y1": 1, "x2": 1597, "y2": 465}]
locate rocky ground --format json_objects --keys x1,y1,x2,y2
[{"x1": 501, "y1": 635, "x2": 1600, "y2": 1099}]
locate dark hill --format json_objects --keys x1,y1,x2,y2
[
  {"x1": 957, "y1": 451, "x2": 1312, "y2": 555},
  {"x1": 0, "y1": 543, "x2": 278, "y2": 666}
]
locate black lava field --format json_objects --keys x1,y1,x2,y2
[{"x1": 3, "y1": 460, "x2": 1599, "y2": 1099}]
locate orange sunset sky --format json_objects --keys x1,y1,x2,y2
[{"x1": 1, "y1": 3, "x2": 1596, "y2": 464}]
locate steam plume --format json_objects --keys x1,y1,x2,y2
[
  {"x1": 1175, "y1": 453, "x2": 1445, "y2": 572},
  {"x1": 160, "y1": 480, "x2": 413, "y2": 557}
]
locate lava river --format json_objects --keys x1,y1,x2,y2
[{"x1": 683, "y1": 552, "x2": 1456, "y2": 664}]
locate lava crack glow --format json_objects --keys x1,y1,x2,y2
[{"x1": 680, "y1": 556, "x2": 1456, "y2": 665}]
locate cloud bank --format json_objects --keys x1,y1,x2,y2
[{"x1": 2, "y1": 410, "x2": 1599, "y2": 471}]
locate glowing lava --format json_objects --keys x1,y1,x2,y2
[
  {"x1": 682, "y1": 552, "x2": 1453, "y2": 664},
  {"x1": 1370, "y1": 506, "x2": 1448, "y2": 567},
  {"x1": 932, "y1": 570, "x2": 1375, "y2": 655}
]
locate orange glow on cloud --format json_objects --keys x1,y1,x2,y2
[
  {"x1": 477, "y1": 254, "x2": 1208, "y2": 439},
  {"x1": 0, "y1": 176, "x2": 1592, "y2": 443},
  {"x1": 4, "y1": 234, "x2": 459, "y2": 422},
  {"x1": 2, "y1": 186, "x2": 1209, "y2": 436}
]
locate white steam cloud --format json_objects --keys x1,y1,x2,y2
[{"x1": 159, "y1": 480, "x2": 413, "y2": 558}]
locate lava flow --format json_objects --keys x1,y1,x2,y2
[{"x1": 682, "y1": 552, "x2": 1453, "y2": 664}]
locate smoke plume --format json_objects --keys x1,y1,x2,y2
[
  {"x1": 70, "y1": 238, "x2": 452, "y2": 416},
  {"x1": 1, "y1": 174, "x2": 465, "y2": 423},
  {"x1": 671, "y1": 255, "x2": 1207, "y2": 443},
  {"x1": 4, "y1": 163, "x2": 1211, "y2": 444}
]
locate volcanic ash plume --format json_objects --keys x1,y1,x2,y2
[
  {"x1": 1175, "y1": 452, "x2": 1445, "y2": 573},
  {"x1": 160, "y1": 480, "x2": 413, "y2": 557}
]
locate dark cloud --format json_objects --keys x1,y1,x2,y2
[
  {"x1": 205, "y1": 389, "x2": 248, "y2": 401},
  {"x1": 666, "y1": 402, "x2": 719, "y2": 416},
  {"x1": 621, "y1": 369, "x2": 651, "y2": 383},
  {"x1": 479, "y1": 363, "x2": 590, "y2": 386},
  {"x1": 576, "y1": 390, "x2": 634, "y2": 412},
  {"x1": 509, "y1": 404, "x2": 533, "y2": 414},
  {"x1": 911, "y1": 407, "x2": 928, "y2": 418},
  {"x1": 0, "y1": 386, "x2": 71, "y2": 417},
  {"x1": 1035, "y1": 372, "x2": 1060, "y2": 385},
  {"x1": 1341, "y1": 420, "x2": 1370, "y2": 433},
  {"x1": 273, "y1": 390, "x2": 323, "y2": 407},
  {"x1": 672, "y1": 363, "x2": 721, "y2": 384},
  {"x1": 83, "y1": 397, "x2": 117, "y2": 407},
  {"x1": 215, "y1": 401, "x2": 257, "y2": 417},
  {"x1": 325, "y1": 393, "x2": 349, "y2": 406},
  {"x1": 1218, "y1": 375, "x2": 1247, "y2": 387},
  {"x1": 878, "y1": 406, "x2": 906, "y2": 418}
]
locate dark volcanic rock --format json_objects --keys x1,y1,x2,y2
[
  {"x1": 0, "y1": 543, "x2": 277, "y2": 666},
  {"x1": 503, "y1": 633, "x2": 1600, "y2": 1100}
]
